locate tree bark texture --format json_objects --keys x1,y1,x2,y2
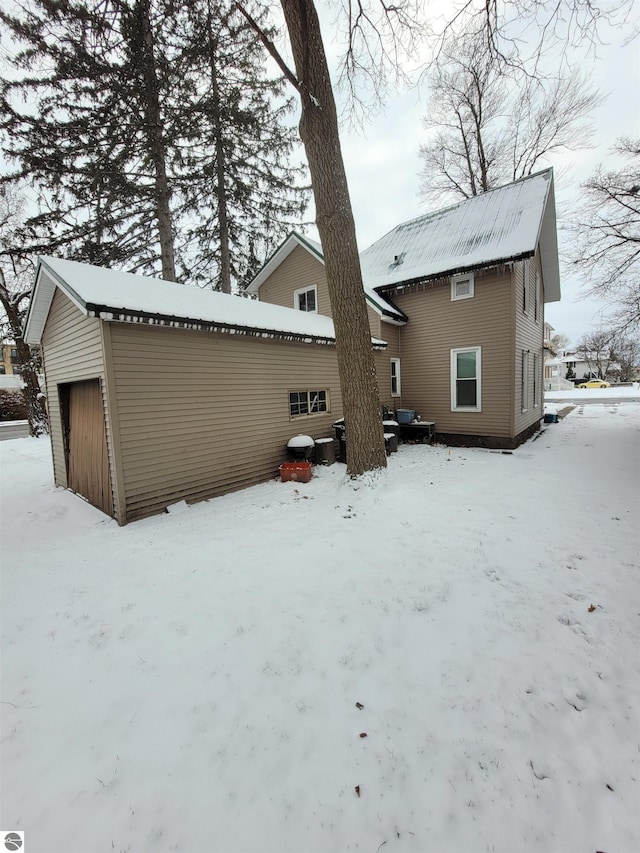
[
  {"x1": 206, "y1": 6, "x2": 233, "y2": 293},
  {"x1": 136, "y1": 0, "x2": 177, "y2": 281},
  {"x1": 0, "y1": 284, "x2": 48, "y2": 436},
  {"x1": 279, "y1": 0, "x2": 386, "y2": 475}
]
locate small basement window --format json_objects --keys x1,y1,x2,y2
[
  {"x1": 289, "y1": 389, "x2": 329, "y2": 418},
  {"x1": 294, "y1": 285, "x2": 317, "y2": 313},
  {"x1": 451, "y1": 273, "x2": 474, "y2": 301}
]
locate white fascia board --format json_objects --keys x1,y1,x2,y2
[
  {"x1": 538, "y1": 176, "x2": 561, "y2": 304},
  {"x1": 380, "y1": 313, "x2": 406, "y2": 326},
  {"x1": 246, "y1": 230, "x2": 404, "y2": 321},
  {"x1": 23, "y1": 258, "x2": 89, "y2": 345},
  {"x1": 245, "y1": 232, "x2": 324, "y2": 294}
]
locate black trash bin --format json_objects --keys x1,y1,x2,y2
[
  {"x1": 332, "y1": 419, "x2": 346, "y2": 463},
  {"x1": 383, "y1": 419, "x2": 399, "y2": 438},
  {"x1": 384, "y1": 431, "x2": 398, "y2": 454}
]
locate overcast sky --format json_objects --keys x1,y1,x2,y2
[
  {"x1": 2, "y1": 2, "x2": 636, "y2": 348},
  {"x1": 307, "y1": 6, "x2": 639, "y2": 348}
]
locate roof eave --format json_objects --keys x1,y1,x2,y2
[
  {"x1": 537, "y1": 172, "x2": 561, "y2": 304},
  {"x1": 85, "y1": 302, "x2": 342, "y2": 347},
  {"x1": 23, "y1": 257, "x2": 89, "y2": 345},
  {"x1": 373, "y1": 252, "x2": 536, "y2": 294},
  {"x1": 91, "y1": 307, "x2": 387, "y2": 349},
  {"x1": 245, "y1": 231, "x2": 324, "y2": 294}
]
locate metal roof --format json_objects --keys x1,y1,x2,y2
[{"x1": 360, "y1": 169, "x2": 560, "y2": 302}]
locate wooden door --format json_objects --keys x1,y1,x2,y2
[{"x1": 62, "y1": 379, "x2": 114, "y2": 517}]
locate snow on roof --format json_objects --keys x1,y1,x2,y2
[
  {"x1": 300, "y1": 234, "x2": 323, "y2": 256},
  {"x1": 24, "y1": 257, "x2": 387, "y2": 347},
  {"x1": 359, "y1": 169, "x2": 560, "y2": 302}
]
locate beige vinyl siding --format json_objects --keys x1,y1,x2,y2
[
  {"x1": 366, "y1": 305, "x2": 382, "y2": 341},
  {"x1": 513, "y1": 254, "x2": 545, "y2": 436},
  {"x1": 259, "y1": 245, "x2": 331, "y2": 316},
  {"x1": 40, "y1": 290, "x2": 108, "y2": 490},
  {"x1": 391, "y1": 269, "x2": 512, "y2": 437},
  {"x1": 108, "y1": 323, "x2": 344, "y2": 522},
  {"x1": 374, "y1": 324, "x2": 401, "y2": 409},
  {"x1": 259, "y1": 245, "x2": 383, "y2": 340}
]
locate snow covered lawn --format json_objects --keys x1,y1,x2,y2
[
  {"x1": 1, "y1": 403, "x2": 639, "y2": 853},
  {"x1": 545, "y1": 385, "x2": 640, "y2": 402}
]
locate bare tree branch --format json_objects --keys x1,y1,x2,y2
[
  {"x1": 233, "y1": 2, "x2": 301, "y2": 91},
  {"x1": 418, "y1": 21, "x2": 602, "y2": 206},
  {"x1": 570, "y1": 137, "x2": 640, "y2": 331}
]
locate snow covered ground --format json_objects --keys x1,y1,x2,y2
[
  {"x1": 545, "y1": 385, "x2": 640, "y2": 402},
  {"x1": 1, "y1": 401, "x2": 639, "y2": 853}
]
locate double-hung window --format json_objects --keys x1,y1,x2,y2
[
  {"x1": 294, "y1": 285, "x2": 317, "y2": 313},
  {"x1": 451, "y1": 347, "x2": 481, "y2": 411},
  {"x1": 522, "y1": 260, "x2": 530, "y2": 314},
  {"x1": 521, "y1": 351, "x2": 530, "y2": 412},
  {"x1": 390, "y1": 358, "x2": 401, "y2": 397},
  {"x1": 533, "y1": 353, "x2": 539, "y2": 406},
  {"x1": 289, "y1": 389, "x2": 329, "y2": 418}
]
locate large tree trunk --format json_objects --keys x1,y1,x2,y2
[
  {"x1": 137, "y1": 0, "x2": 177, "y2": 281},
  {"x1": 280, "y1": 0, "x2": 386, "y2": 475},
  {"x1": 15, "y1": 337, "x2": 48, "y2": 436},
  {"x1": 206, "y1": 6, "x2": 233, "y2": 294},
  {"x1": 0, "y1": 280, "x2": 48, "y2": 436}
]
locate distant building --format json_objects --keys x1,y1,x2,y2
[{"x1": 0, "y1": 342, "x2": 20, "y2": 375}]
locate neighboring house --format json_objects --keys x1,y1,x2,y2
[
  {"x1": 543, "y1": 357, "x2": 575, "y2": 391},
  {"x1": 543, "y1": 326, "x2": 575, "y2": 390},
  {"x1": 24, "y1": 257, "x2": 390, "y2": 524},
  {"x1": 248, "y1": 168, "x2": 560, "y2": 448},
  {"x1": 560, "y1": 354, "x2": 598, "y2": 381}
]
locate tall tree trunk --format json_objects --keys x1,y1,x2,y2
[
  {"x1": 206, "y1": 6, "x2": 232, "y2": 293},
  {"x1": 137, "y1": 0, "x2": 177, "y2": 281},
  {"x1": 279, "y1": 0, "x2": 386, "y2": 475},
  {"x1": 0, "y1": 277, "x2": 48, "y2": 436}
]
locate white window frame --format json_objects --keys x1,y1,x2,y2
[
  {"x1": 451, "y1": 272, "x2": 474, "y2": 301},
  {"x1": 522, "y1": 260, "x2": 530, "y2": 314},
  {"x1": 521, "y1": 351, "x2": 530, "y2": 412},
  {"x1": 288, "y1": 389, "x2": 330, "y2": 419},
  {"x1": 450, "y1": 347, "x2": 482, "y2": 412},
  {"x1": 293, "y1": 285, "x2": 318, "y2": 313},
  {"x1": 390, "y1": 358, "x2": 401, "y2": 397},
  {"x1": 534, "y1": 272, "x2": 541, "y2": 322},
  {"x1": 533, "y1": 353, "x2": 540, "y2": 406}
]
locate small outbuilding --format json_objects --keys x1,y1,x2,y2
[{"x1": 24, "y1": 257, "x2": 386, "y2": 524}]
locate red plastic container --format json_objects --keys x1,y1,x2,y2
[{"x1": 279, "y1": 461, "x2": 313, "y2": 483}]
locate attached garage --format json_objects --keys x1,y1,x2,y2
[{"x1": 24, "y1": 257, "x2": 387, "y2": 524}]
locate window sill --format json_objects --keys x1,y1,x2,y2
[{"x1": 290, "y1": 412, "x2": 330, "y2": 421}]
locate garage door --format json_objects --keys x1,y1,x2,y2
[{"x1": 62, "y1": 379, "x2": 114, "y2": 517}]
